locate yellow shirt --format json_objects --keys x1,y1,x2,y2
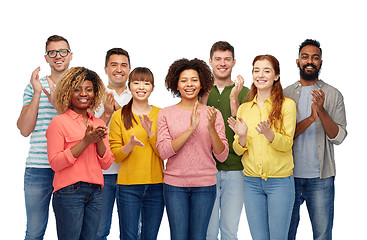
[
  {"x1": 233, "y1": 97, "x2": 296, "y2": 180},
  {"x1": 109, "y1": 106, "x2": 164, "y2": 185}
]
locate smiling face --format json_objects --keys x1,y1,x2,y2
[
  {"x1": 177, "y1": 69, "x2": 201, "y2": 100},
  {"x1": 129, "y1": 79, "x2": 153, "y2": 102},
  {"x1": 252, "y1": 59, "x2": 279, "y2": 92},
  {"x1": 297, "y1": 44, "x2": 322, "y2": 83},
  {"x1": 209, "y1": 50, "x2": 236, "y2": 81},
  {"x1": 44, "y1": 41, "x2": 72, "y2": 74},
  {"x1": 105, "y1": 54, "x2": 131, "y2": 89},
  {"x1": 70, "y1": 80, "x2": 94, "y2": 114}
]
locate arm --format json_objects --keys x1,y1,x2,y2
[
  {"x1": 17, "y1": 67, "x2": 42, "y2": 137},
  {"x1": 207, "y1": 107, "x2": 225, "y2": 155},
  {"x1": 208, "y1": 108, "x2": 229, "y2": 162},
  {"x1": 229, "y1": 75, "x2": 245, "y2": 116}
]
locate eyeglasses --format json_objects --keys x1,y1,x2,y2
[{"x1": 46, "y1": 49, "x2": 71, "y2": 58}]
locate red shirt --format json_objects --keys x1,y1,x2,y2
[{"x1": 46, "y1": 109, "x2": 114, "y2": 192}]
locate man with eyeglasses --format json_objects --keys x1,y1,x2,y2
[{"x1": 17, "y1": 35, "x2": 72, "y2": 239}]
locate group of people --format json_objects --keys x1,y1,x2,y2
[{"x1": 17, "y1": 35, "x2": 347, "y2": 240}]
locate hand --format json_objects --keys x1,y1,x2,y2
[
  {"x1": 230, "y1": 75, "x2": 244, "y2": 100},
  {"x1": 30, "y1": 67, "x2": 42, "y2": 94},
  {"x1": 103, "y1": 92, "x2": 115, "y2": 116},
  {"x1": 189, "y1": 101, "x2": 201, "y2": 132},
  {"x1": 42, "y1": 76, "x2": 56, "y2": 107},
  {"x1": 228, "y1": 116, "x2": 248, "y2": 137},
  {"x1": 310, "y1": 102, "x2": 319, "y2": 122},
  {"x1": 310, "y1": 88, "x2": 325, "y2": 113},
  {"x1": 114, "y1": 100, "x2": 122, "y2": 111},
  {"x1": 206, "y1": 106, "x2": 217, "y2": 130},
  {"x1": 129, "y1": 134, "x2": 144, "y2": 147},
  {"x1": 255, "y1": 119, "x2": 275, "y2": 142},
  {"x1": 84, "y1": 123, "x2": 108, "y2": 144},
  {"x1": 139, "y1": 114, "x2": 154, "y2": 138}
]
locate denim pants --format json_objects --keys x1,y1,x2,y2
[
  {"x1": 244, "y1": 175, "x2": 295, "y2": 240},
  {"x1": 164, "y1": 183, "x2": 216, "y2": 240},
  {"x1": 117, "y1": 183, "x2": 164, "y2": 240},
  {"x1": 24, "y1": 167, "x2": 54, "y2": 240},
  {"x1": 96, "y1": 174, "x2": 119, "y2": 240},
  {"x1": 52, "y1": 182, "x2": 103, "y2": 240},
  {"x1": 288, "y1": 177, "x2": 335, "y2": 240},
  {"x1": 207, "y1": 170, "x2": 244, "y2": 240}
]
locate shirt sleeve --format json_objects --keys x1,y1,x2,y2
[
  {"x1": 109, "y1": 110, "x2": 129, "y2": 163},
  {"x1": 327, "y1": 92, "x2": 347, "y2": 145},
  {"x1": 46, "y1": 117, "x2": 77, "y2": 171},
  {"x1": 97, "y1": 134, "x2": 115, "y2": 169},
  {"x1": 269, "y1": 98, "x2": 296, "y2": 152},
  {"x1": 156, "y1": 110, "x2": 176, "y2": 160},
  {"x1": 212, "y1": 110, "x2": 229, "y2": 162}
]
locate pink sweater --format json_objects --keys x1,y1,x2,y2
[{"x1": 157, "y1": 104, "x2": 229, "y2": 187}]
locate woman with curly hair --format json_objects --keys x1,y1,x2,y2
[
  {"x1": 46, "y1": 67, "x2": 114, "y2": 240},
  {"x1": 228, "y1": 55, "x2": 296, "y2": 240},
  {"x1": 156, "y1": 58, "x2": 229, "y2": 239}
]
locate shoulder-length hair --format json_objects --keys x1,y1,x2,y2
[
  {"x1": 248, "y1": 55, "x2": 285, "y2": 133},
  {"x1": 121, "y1": 67, "x2": 154, "y2": 130},
  {"x1": 55, "y1": 67, "x2": 105, "y2": 114}
]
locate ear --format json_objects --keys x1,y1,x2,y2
[
  {"x1": 274, "y1": 74, "x2": 280, "y2": 81},
  {"x1": 233, "y1": 59, "x2": 236, "y2": 67},
  {"x1": 104, "y1": 66, "x2": 108, "y2": 75},
  {"x1": 296, "y1": 58, "x2": 299, "y2": 67},
  {"x1": 44, "y1": 55, "x2": 49, "y2": 64}
]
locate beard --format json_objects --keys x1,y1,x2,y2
[{"x1": 298, "y1": 62, "x2": 321, "y2": 81}]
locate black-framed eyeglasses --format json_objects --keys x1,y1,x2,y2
[{"x1": 46, "y1": 49, "x2": 71, "y2": 58}]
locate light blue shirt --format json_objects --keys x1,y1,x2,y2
[{"x1": 292, "y1": 85, "x2": 319, "y2": 178}]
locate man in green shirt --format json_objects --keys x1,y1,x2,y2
[{"x1": 201, "y1": 41, "x2": 249, "y2": 240}]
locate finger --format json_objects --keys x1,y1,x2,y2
[
  {"x1": 31, "y1": 67, "x2": 41, "y2": 81},
  {"x1": 237, "y1": 75, "x2": 244, "y2": 86},
  {"x1": 46, "y1": 76, "x2": 56, "y2": 92},
  {"x1": 42, "y1": 88, "x2": 50, "y2": 97}
]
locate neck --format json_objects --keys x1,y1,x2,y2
[
  {"x1": 131, "y1": 100, "x2": 151, "y2": 115},
  {"x1": 300, "y1": 78, "x2": 318, "y2": 86},
  {"x1": 214, "y1": 77, "x2": 233, "y2": 88},
  {"x1": 108, "y1": 82, "x2": 127, "y2": 95},
  {"x1": 49, "y1": 70, "x2": 66, "y2": 84},
  {"x1": 257, "y1": 88, "x2": 271, "y2": 104},
  {"x1": 177, "y1": 97, "x2": 199, "y2": 110}
]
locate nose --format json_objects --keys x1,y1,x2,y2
[{"x1": 80, "y1": 89, "x2": 88, "y2": 96}]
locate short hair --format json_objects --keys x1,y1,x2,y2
[
  {"x1": 105, "y1": 48, "x2": 130, "y2": 67},
  {"x1": 165, "y1": 58, "x2": 213, "y2": 98},
  {"x1": 299, "y1": 39, "x2": 322, "y2": 56},
  {"x1": 55, "y1": 67, "x2": 105, "y2": 114},
  {"x1": 45, "y1": 35, "x2": 70, "y2": 52},
  {"x1": 210, "y1": 41, "x2": 235, "y2": 59}
]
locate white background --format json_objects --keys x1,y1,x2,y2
[{"x1": 1, "y1": 0, "x2": 365, "y2": 239}]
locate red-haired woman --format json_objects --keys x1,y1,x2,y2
[{"x1": 228, "y1": 55, "x2": 296, "y2": 240}]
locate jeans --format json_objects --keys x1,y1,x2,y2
[
  {"x1": 52, "y1": 182, "x2": 103, "y2": 240},
  {"x1": 96, "y1": 174, "x2": 119, "y2": 240},
  {"x1": 244, "y1": 175, "x2": 295, "y2": 240},
  {"x1": 164, "y1": 183, "x2": 216, "y2": 240},
  {"x1": 288, "y1": 177, "x2": 335, "y2": 240},
  {"x1": 207, "y1": 171, "x2": 244, "y2": 240},
  {"x1": 117, "y1": 183, "x2": 164, "y2": 240},
  {"x1": 24, "y1": 167, "x2": 54, "y2": 240}
]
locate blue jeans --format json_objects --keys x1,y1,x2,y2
[
  {"x1": 207, "y1": 170, "x2": 244, "y2": 240},
  {"x1": 164, "y1": 183, "x2": 216, "y2": 240},
  {"x1": 52, "y1": 182, "x2": 103, "y2": 240},
  {"x1": 288, "y1": 177, "x2": 335, "y2": 240},
  {"x1": 117, "y1": 183, "x2": 164, "y2": 240},
  {"x1": 24, "y1": 167, "x2": 54, "y2": 240},
  {"x1": 244, "y1": 175, "x2": 295, "y2": 240},
  {"x1": 96, "y1": 174, "x2": 119, "y2": 240}
]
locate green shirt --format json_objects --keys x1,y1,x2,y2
[{"x1": 207, "y1": 84, "x2": 249, "y2": 171}]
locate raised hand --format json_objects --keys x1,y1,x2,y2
[
  {"x1": 228, "y1": 116, "x2": 248, "y2": 137},
  {"x1": 207, "y1": 106, "x2": 217, "y2": 130},
  {"x1": 255, "y1": 119, "x2": 274, "y2": 142},
  {"x1": 129, "y1": 134, "x2": 144, "y2": 147},
  {"x1": 190, "y1": 101, "x2": 201, "y2": 132},
  {"x1": 103, "y1": 92, "x2": 115, "y2": 116},
  {"x1": 42, "y1": 76, "x2": 56, "y2": 107},
  {"x1": 30, "y1": 67, "x2": 42, "y2": 94},
  {"x1": 84, "y1": 123, "x2": 108, "y2": 144},
  {"x1": 139, "y1": 114, "x2": 154, "y2": 138},
  {"x1": 311, "y1": 88, "x2": 325, "y2": 113},
  {"x1": 230, "y1": 75, "x2": 244, "y2": 100}
]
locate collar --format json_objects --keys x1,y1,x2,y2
[
  {"x1": 294, "y1": 79, "x2": 325, "y2": 89},
  {"x1": 250, "y1": 94, "x2": 272, "y2": 108},
  {"x1": 66, "y1": 108, "x2": 94, "y2": 121}
]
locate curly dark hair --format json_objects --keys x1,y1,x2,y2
[
  {"x1": 299, "y1": 39, "x2": 322, "y2": 56},
  {"x1": 165, "y1": 58, "x2": 213, "y2": 98}
]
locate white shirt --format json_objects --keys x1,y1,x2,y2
[{"x1": 95, "y1": 87, "x2": 132, "y2": 174}]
